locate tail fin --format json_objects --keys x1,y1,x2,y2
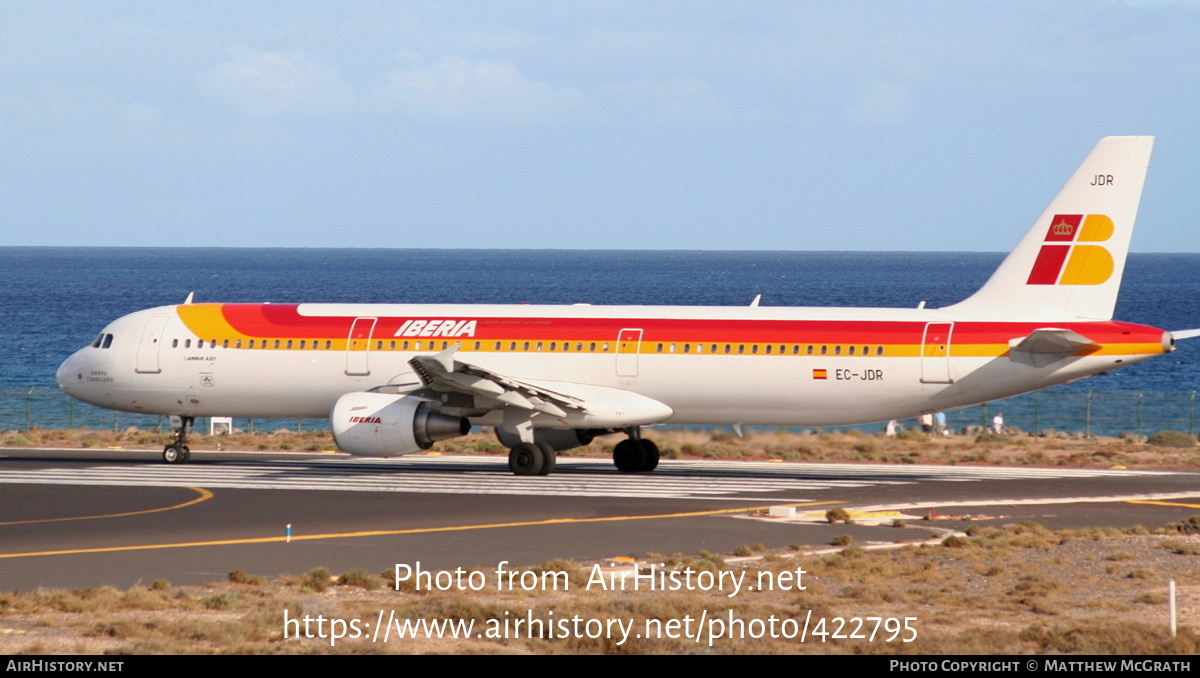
[{"x1": 944, "y1": 136, "x2": 1154, "y2": 320}]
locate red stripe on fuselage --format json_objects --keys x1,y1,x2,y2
[{"x1": 212, "y1": 304, "x2": 1163, "y2": 346}]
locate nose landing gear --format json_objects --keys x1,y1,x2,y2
[{"x1": 163, "y1": 415, "x2": 193, "y2": 464}]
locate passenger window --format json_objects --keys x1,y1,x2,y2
[
  {"x1": 236, "y1": 340, "x2": 242, "y2": 349},
  {"x1": 820, "y1": 345, "x2": 827, "y2": 355},
  {"x1": 474, "y1": 341, "x2": 481, "y2": 350},
  {"x1": 602, "y1": 343, "x2": 610, "y2": 352},
  {"x1": 656, "y1": 343, "x2": 663, "y2": 353},
  {"x1": 274, "y1": 340, "x2": 281, "y2": 349},
  {"x1": 222, "y1": 339, "x2": 229, "y2": 348},
  {"x1": 750, "y1": 345, "x2": 757, "y2": 354},
  {"x1": 185, "y1": 339, "x2": 192, "y2": 348},
  {"x1": 738, "y1": 345, "x2": 745, "y2": 354},
  {"x1": 834, "y1": 345, "x2": 841, "y2": 355},
  {"x1": 536, "y1": 342, "x2": 543, "y2": 351},
  {"x1": 862, "y1": 345, "x2": 868, "y2": 355},
  {"x1": 325, "y1": 340, "x2": 332, "y2": 349},
  {"x1": 876, "y1": 346, "x2": 884, "y2": 356},
  {"x1": 289, "y1": 340, "x2": 296, "y2": 349},
  {"x1": 172, "y1": 339, "x2": 179, "y2": 348},
  {"x1": 523, "y1": 342, "x2": 530, "y2": 351},
  {"x1": 684, "y1": 344, "x2": 691, "y2": 353},
  {"x1": 589, "y1": 342, "x2": 596, "y2": 352},
  {"x1": 848, "y1": 346, "x2": 855, "y2": 355}
]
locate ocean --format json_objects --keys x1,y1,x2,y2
[{"x1": 3, "y1": 247, "x2": 1199, "y2": 436}]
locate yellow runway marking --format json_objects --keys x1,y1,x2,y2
[
  {"x1": 1126, "y1": 500, "x2": 1200, "y2": 509},
  {"x1": 0, "y1": 499, "x2": 839, "y2": 560},
  {"x1": 0, "y1": 487, "x2": 213, "y2": 527}
]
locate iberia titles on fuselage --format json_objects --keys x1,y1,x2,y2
[{"x1": 57, "y1": 136, "x2": 1185, "y2": 476}]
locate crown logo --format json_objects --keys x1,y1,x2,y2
[{"x1": 1051, "y1": 221, "x2": 1075, "y2": 237}]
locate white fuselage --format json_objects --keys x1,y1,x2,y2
[{"x1": 56, "y1": 302, "x2": 1170, "y2": 428}]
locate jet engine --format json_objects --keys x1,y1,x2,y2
[
  {"x1": 494, "y1": 427, "x2": 601, "y2": 452},
  {"x1": 331, "y1": 392, "x2": 469, "y2": 457}
]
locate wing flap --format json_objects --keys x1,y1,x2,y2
[{"x1": 408, "y1": 346, "x2": 672, "y2": 427}]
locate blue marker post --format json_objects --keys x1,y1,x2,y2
[{"x1": 286, "y1": 523, "x2": 292, "y2": 543}]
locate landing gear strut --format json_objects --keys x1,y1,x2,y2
[
  {"x1": 613, "y1": 430, "x2": 659, "y2": 473},
  {"x1": 508, "y1": 441, "x2": 556, "y2": 476},
  {"x1": 163, "y1": 415, "x2": 193, "y2": 464}
]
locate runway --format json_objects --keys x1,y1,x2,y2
[{"x1": 1, "y1": 449, "x2": 1198, "y2": 589}]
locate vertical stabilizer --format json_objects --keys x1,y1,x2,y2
[{"x1": 944, "y1": 136, "x2": 1153, "y2": 320}]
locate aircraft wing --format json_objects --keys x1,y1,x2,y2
[
  {"x1": 1008, "y1": 328, "x2": 1099, "y2": 367},
  {"x1": 407, "y1": 345, "x2": 673, "y2": 428}
]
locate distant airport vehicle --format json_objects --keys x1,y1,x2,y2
[{"x1": 58, "y1": 137, "x2": 1194, "y2": 475}]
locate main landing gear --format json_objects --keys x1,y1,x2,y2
[
  {"x1": 163, "y1": 415, "x2": 193, "y2": 464},
  {"x1": 508, "y1": 442, "x2": 556, "y2": 476},
  {"x1": 613, "y1": 435, "x2": 659, "y2": 473}
]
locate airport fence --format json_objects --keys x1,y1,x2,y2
[{"x1": 1, "y1": 387, "x2": 1197, "y2": 440}]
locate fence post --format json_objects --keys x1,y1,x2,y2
[
  {"x1": 1190, "y1": 391, "x2": 1195, "y2": 435},
  {"x1": 25, "y1": 387, "x2": 34, "y2": 430},
  {"x1": 1085, "y1": 390, "x2": 1092, "y2": 438},
  {"x1": 1034, "y1": 391, "x2": 1040, "y2": 435},
  {"x1": 113, "y1": 410, "x2": 118, "y2": 433},
  {"x1": 1137, "y1": 391, "x2": 1143, "y2": 439},
  {"x1": 981, "y1": 402, "x2": 988, "y2": 430}
]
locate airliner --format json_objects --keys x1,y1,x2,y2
[{"x1": 57, "y1": 136, "x2": 1191, "y2": 476}]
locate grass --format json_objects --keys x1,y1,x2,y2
[
  {"x1": 1, "y1": 526, "x2": 1197, "y2": 655},
  {"x1": 6, "y1": 426, "x2": 1200, "y2": 469}
]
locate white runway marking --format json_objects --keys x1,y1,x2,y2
[{"x1": 0, "y1": 456, "x2": 1179, "y2": 500}]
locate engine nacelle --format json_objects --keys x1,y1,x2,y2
[
  {"x1": 331, "y1": 392, "x2": 469, "y2": 457},
  {"x1": 495, "y1": 427, "x2": 600, "y2": 452}
]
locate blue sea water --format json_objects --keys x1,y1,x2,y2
[{"x1": 2, "y1": 247, "x2": 1199, "y2": 435}]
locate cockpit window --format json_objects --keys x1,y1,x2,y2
[
  {"x1": 91, "y1": 333, "x2": 103, "y2": 348},
  {"x1": 101, "y1": 334, "x2": 113, "y2": 349}
]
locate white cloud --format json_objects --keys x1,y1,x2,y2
[
  {"x1": 373, "y1": 55, "x2": 590, "y2": 124},
  {"x1": 592, "y1": 77, "x2": 729, "y2": 122},
  {"x1": 201, "y1": 48, "x2": 353, "y2": 116}
]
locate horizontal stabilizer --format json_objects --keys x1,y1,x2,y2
[
  {"x1": 1008, "y1": 328, "x2": 1098, "y2": 367},
  {"x1": 1171, "y1": 328, "x2": 1200, "y2": 341}
]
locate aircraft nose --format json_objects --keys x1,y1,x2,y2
[{"x1": 57, "y1": 350, "x2": 87, "y2": 395}]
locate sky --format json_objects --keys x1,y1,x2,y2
[{"x1": 1, "y1": 1, "x2": 1198, "y2": 252}]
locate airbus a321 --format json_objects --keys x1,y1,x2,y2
[{"x1": 58, "y1": 136, "x2": 1193, "y2": 476}]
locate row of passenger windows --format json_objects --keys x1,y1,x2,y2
[
  {"x1": 169, "y1": 337, "x2": 887, "y2": 356},
  {"x1": 654, "y1": 342, "x2": 886, "y2": 356},
  {"x1": 173, "y1": 338, "x2": 334, "y2": 350}
]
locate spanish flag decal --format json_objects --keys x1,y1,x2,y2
[
  {"x1": 812, "y1": 369, "x2": 828, "y2": 380},
  {"x1": 1026, "y1": 214, "x2": 1114, "y2": 285}
]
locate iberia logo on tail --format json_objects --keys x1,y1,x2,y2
[{"x1": 1026, "y1": 214, "x2": 1114, "y2": 285}]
